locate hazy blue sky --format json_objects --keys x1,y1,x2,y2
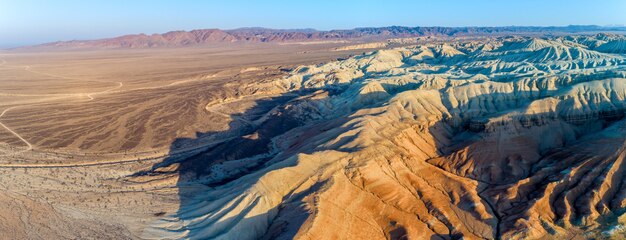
[{"x1": 1, "y1": 0, "x2": 626, "y2": 47}]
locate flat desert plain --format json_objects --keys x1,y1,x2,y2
[{"x1": 0, "y1": 42, "x2": 370, "y2": 238}]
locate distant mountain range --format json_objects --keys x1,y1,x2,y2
[{"x1": 20, "y1": 25, "x2": 626, "y2": 49}]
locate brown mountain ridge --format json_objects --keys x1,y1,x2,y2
[{"x1": 21, "y1": 25, "x2": 626, "y2": 49}]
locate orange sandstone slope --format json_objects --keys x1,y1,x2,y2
[{"x1": 142, "y1": 35, "x2": 626, "y2": 239}]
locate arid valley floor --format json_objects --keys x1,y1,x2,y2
[
  {"x1": 2, "y1": 32, "x2": 626, "y2": 239},
  {"x1": 0, "y1": 41, "x2": 372, "y2": 239}
]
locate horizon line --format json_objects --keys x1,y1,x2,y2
[{"x1": 4, "y1": 24, "x2": 626, "y2": 49}]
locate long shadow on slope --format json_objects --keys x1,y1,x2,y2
[
  {"x1": 428, "y1": 94, "x2": 626, "y2": 239},
  {"x1": 134, "y1": 84, "x2": 388, "y2": 238},
  {"x1": 138, "y1": 76, "x2": 626, "y2": 239}
]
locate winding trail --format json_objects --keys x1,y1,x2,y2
[
  {"x1": 115, "y1": 73, "x2": 217, "y2": 93},
  {"x1": 21, "y1": 64, "x2": 125, "y2": 101},
  {"x1": 0, "y1": 56, "x2": 222, "y2": 165},
  {"x1": 205, "y1": 108, "x2": 255, "y2": 126},
  {"x1": 202, "y1": 93, "x2": 299, "y2": 127},
  {"x1": 0, "y1": 58, "x2": 125, "y2": 152},
  {"x1": 0, "y1": 106, "x2": 32, "y2": 151},
  {"x1": 0, "y1": 135, "x2": 238, "y2": 168},
  {"x1": 85, "y1": 81, "x2": 123, "y2": 100},
  {"x1": 0, "y1": 58, "x2": 218, "y2": 100}
]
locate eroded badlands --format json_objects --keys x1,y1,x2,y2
[{"x1": 144, "y1": 34, "x2": 626, "y2": 239}]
